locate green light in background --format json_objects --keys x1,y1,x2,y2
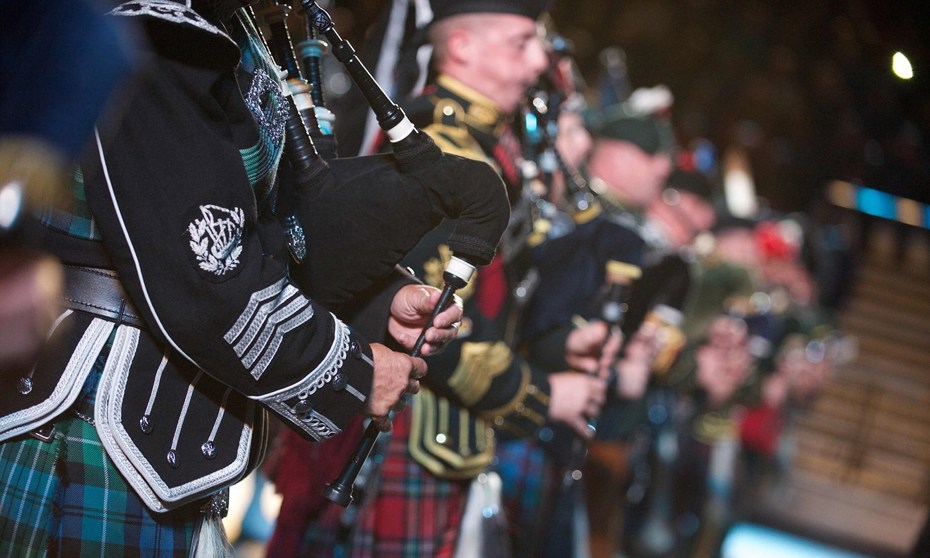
[{"x1": 892, "y1": 51, "x2": 913, "y2": 79}]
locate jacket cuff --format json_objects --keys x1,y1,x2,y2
[
  {"x1": 483, "y1": 362, "x2": 551, "y2": 438},
  {"x1": 254, "y1": 321, "x2": 373, "y2": 440}
]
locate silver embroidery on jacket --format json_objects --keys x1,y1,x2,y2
[
  {"x1": 252, "y1": 319, "x2": 351, "y2": 440},
  {"x1": 188, "y1": 204, "x2": 245, "y2": 276},
  {"x1": 95, "y1": 325, "x2": 255, "y2": 513},
  {"x1": 244, "y1": 68, "x2": 288, "y2": 152},
  {"x1": 109, "y1": 1, "x2": 233, "y2": 44},
  {"x1": 283, "y1": 215, "x2": 307, "y2": 262},
  {"x1": 225, "y1": 278, "x2": 287, "y2": 343},
  {"x1": 225, "y1": 280, "x2": 315, "y2": 380}
]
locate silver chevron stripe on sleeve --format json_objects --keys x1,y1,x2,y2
[{"x1": 225, "y1": 279, "x2": 315, "y2": 380}]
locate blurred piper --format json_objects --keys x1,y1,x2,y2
[
  {"x1": 0, "y1": 0, "x2": 135, "y2": 377},
  {"x1": 573, "y1": 87, "x2": 678, "y2": 558}
]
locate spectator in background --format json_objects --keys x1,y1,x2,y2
[{"x1": 0, "y1": 0, "x2": 135, "y2": 375}]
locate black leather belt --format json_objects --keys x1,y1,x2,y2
[{"x1": 63, "y1": 265, "x2": 145, "y2": 328}]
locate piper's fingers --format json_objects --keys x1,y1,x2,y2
[
  {"x1": 370, "y1": 415, "x2": 392, "y2": 433},
  {"x1": 426, "y1": 324, "x2": 458, "y2": 345},
  {"x1": 432, "y1": 300, "x2": 464, "y2": 329},
  {"x1": 410, "y1": 357, "x2": 427, "y2": 380},
  {"x1": 571, "y1": 417, "x2": 596, "y2": 439}
]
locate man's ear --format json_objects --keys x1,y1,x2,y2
[{"x1": 445, "y1": 27, "x2": 474, "y2": 67}]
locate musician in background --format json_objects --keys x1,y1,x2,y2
[
  {"x1": 616, "y1": 167, "x2": 719, "y2": 557},
  {"x1": 0, "y1": 1, "x2": 462, "y2": 555},
  {"x1": 497, "y1": 87, "x2": 604, "y2": 558},
  {"x1": 657, "y1": 211, "x2": 780, "y2": 557},
  {"x1": 282, "y1": 1, "x2": 612, "y2": 556},
  {"x1": 731, "y1": 217, "x2": 840, "y2": 516},
  {"x1": 573, "y1": 91, "x2": 677, "y2": 558}
]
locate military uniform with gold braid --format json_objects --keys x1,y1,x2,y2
[{"x1": 401, "y1": 74, "x2": 552, "y2": 479}]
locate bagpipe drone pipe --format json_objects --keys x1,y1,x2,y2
[{"x1": 255, "y1": 0, "x2": 511, "y2": 506}]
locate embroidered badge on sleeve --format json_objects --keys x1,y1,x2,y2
[{"x1": 188, "y1": 204, "x2": 245, "y2": 276}]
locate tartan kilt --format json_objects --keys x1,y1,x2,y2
[
  {"x1": 0, "y1": 412, "x2": 200, "y2": 557},
  {"x1": 298, "y1": 408, "x2": 470, "y2": 558},
  {"x1": 494, "y1": 438, "x2": 561, "y2": 556}
]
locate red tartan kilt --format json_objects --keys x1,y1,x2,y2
[
  {"x1": 266, "y1": 408, "x2": 469, "y2": 558},
  {"x1": 353, "y1": 408, "x2": 469, "y2": 558},
  {"x1": 266, "y1": 414, "x2": 367, "y2": 556}
]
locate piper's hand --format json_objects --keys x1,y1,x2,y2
[
  {"x1": 388, "y1": 284, "x2": 463, "y2": 355},
  {"x1": 548, "y1": 372, "x2": 607, "y2": 439},
  {"x1": 565, "y1": 320, "x2": 621, "y2": 374},
  {"x1": 615, "y1": 322, "x2": 660, "y2": 400},
  {"x1": 366, "y1": 343, "x2": 427, "y2": 432}
]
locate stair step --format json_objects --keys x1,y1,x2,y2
[
  {"x1": 841, "y1": 300, "x2": 930, "y2": 341},
  {"x1": 756, "y1": 469, "x2": 927, "y2": 556},
  {"x1": 752, "y1": 223, "x2": 930, "y2": 554},
  {"x1": 838, "y1": 358, "x2": 930, "y2": 399},
  {"x1": 853, "y1": 264, "x2": 930, "y2": 304},
  {"x1": 789, "y1": 444, "x2": 928, "y2": 502},
  {"x1": 837, "y1": 335, "x2": 930, "y2": 378}
]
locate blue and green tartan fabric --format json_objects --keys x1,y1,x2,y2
[
  {"x1": 0, "y1": 415, "x2": 201, "y2": 557},
  {"x1": 494, "y1": 438, "x2": 556, "y2": 545},
  {"x1": 38, "y1": 167, "x2": 102, "y2": 241},
  {"x1": 235, "y1": 11, "x2": 285, "y2": 203},
  {"x1": 0, "y1": 350, "x2": 202, "y2": 557}
]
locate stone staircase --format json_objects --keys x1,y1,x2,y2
[{"x1": 754, "y1": 219, "x2": 930, "y2": 557}]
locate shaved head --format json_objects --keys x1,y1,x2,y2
[{"x1": 426, "y1": 12, "x2": 547, "y2": 113}]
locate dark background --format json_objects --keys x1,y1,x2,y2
[{"x1": 325, "y1": 0, "x2": 930, "y2": 214}]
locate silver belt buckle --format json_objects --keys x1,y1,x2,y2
[{"x1": 30, "y1": 424, "x2": 54, "y2": 442}]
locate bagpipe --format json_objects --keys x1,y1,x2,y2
[
  {"x1": 527, "y1": 31, "x2": 600, "y2": 218},
  {"x1": 251, "y1": 0, "x2": 509, "y2": 311},
  {"x1": 251, "y1": 0, "x2": 511, "y2": 506},
  {"x1": 559, "y1": 259, "x2": 641, "y2": 485},
  {"x1": 517, "y1": 42, "x2": 646, "y2": 347},
  {"x1": 516, "y1": 39, "x2": 702, "y2": 483}
]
